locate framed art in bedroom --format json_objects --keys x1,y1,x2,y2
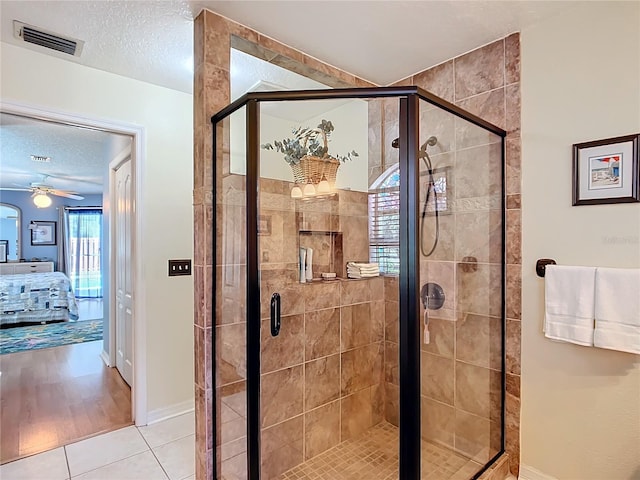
[
  {"x1": 31, "y1": 221, "x2": 57, "y2": 246},
  {"x1": 572, "y1": 133, "x2": 640, "y2": 205}
]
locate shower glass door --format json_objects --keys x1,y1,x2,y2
[
  {"x1": 417, "y1": 98, "x2": 505, "y2": 476},
  {"x1": 256, "y1": 97, "x2": 400, "y2": 479},
  {"x1": 212, "y1": 87, "x2": 506, "y2": 480}
]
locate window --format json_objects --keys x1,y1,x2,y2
[
  {"x1": 369, "y1": 164, "x2": 400, "y2": 275},
  {"x1": 67, "y1": 209, "x2": 103, "y2": 298}
]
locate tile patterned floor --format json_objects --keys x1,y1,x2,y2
[
  {"x1": 278, "y1": 422, "x2": 481, "y2": 480},
  {"x1": 0, "y1": 412, "x2": 195, "y2": 480}
]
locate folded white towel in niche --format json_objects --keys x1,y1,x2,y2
[
  {"x1": 544, "y1": 265, "x2": 596, "y2": 346},
  {"x1": 347, "y1": 262, "x2": 379, "y2": 269},
  {"x1": 594, "y1": 267, "x2": 640, "y2": 355}
]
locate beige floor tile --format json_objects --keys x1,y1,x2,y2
[
  {"x1": 139, "y1": 412, "x2": 195, "y2": 448},
  {"x1": 65, "y1": 426, "x2": 148, "y2": 477},
  {"x1": 70, "y1": 451, "x2": 167, "y2": 480},
  {"x1": 152, "y1": 434, "x2": 195, "y2": 480},
  {"x1": 0, "y1": 447, "x2": 69, "y2": 480}
]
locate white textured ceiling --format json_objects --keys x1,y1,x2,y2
[
  {"x1": 0, "y1": 1, "x2": 579, "y2": 94},
  {"x1": 0, "y1": 113, "x2": 127, "y2": 194}
]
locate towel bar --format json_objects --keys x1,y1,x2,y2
[{"x1": 536, "y1": 258, "x2": 557, "y2": 277}]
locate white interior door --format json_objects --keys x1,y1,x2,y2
[{"x1": 115, "y1": 157, "x2": 133, "y2": 386}]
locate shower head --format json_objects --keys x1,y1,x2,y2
[
  {"x1": 391, "y1": 136, "x2": 438, "y2": 150},
  {"x1": 422, "y1": 136, "x2": 438, "y2": 148}
]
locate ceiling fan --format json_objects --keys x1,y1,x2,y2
[{"x1": 1, "y1": 175, "x2": 84, "y2": 200}]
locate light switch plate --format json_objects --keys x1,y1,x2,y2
[{"x1": 168, "y1": 259, "x2": 191, "y2": 276}]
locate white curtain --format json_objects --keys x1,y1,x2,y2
[
  {"x1": 57, "y1": 207, "x2": 70, "y2": 274},
  {"x1": 67, "y1": 208, "x2": 103, "y2": 298}
]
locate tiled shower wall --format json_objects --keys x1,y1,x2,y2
[
  {"x1": 390, "y1": 35, "x2": 522, "y2": 476},
  {"x1": 194, "y1": 8, "x2": 521, "y2": 478}
]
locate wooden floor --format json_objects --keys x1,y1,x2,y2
[{"x1": 0, "y1": 340, "x2": 132, "y2": 464}]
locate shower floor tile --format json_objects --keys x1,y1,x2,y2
[{"x1": 278, "y1": 422, "x2": 480, "y2": 480}]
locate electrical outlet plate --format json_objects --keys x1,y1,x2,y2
[{"x1": 168, "y1": 259, "x2": 191, "y2": 276}]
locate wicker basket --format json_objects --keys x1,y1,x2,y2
[{"x1": 291, "y1": 155, "x2": 340, "y2": 186}]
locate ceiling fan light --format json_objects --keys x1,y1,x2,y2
[{"x1": 33, "y1": 193, "x2": 52, "y2": 208}]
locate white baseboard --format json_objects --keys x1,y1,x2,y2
[
  {"x1": 100, "y1": 350, "x2": 111, "y2": 367},
  {"x1": 519, "y1": 465, "x2": 558, "y2": 480},
  {"x1": 146, "y1": 399, "x2": 195, "y2": 426}
]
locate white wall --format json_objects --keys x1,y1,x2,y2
[
  {"x1": 0, "y1": 42, "x2": 195, "y2": 416},
  {"x1": 521, "y1": 2, "x2": 640, "y2": 479}
]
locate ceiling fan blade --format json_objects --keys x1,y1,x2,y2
[
  {"x1": 50, "y1": 189, "x2": 84, "y2": 200},
  {"x1": 0, "y1": 187, "x2": 32, "y2": 192}
]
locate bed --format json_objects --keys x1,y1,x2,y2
[{"x1": 0, "y1": 272, "x2": 79, "y2": 327}]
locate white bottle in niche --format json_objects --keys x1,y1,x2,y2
[
  {"x1": 299, "y1": 248, "x2": 307, "y2": 283},
  {"x1": 306, "y1": 247, "x2": 314, "y2": 281}
]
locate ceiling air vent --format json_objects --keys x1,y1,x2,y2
[
  {"x1": 13, "y1": 21, "x2": 84, "y2": 57},
  {"x1": 30, "y1": 155, "x2": 51, "y2": 163}
]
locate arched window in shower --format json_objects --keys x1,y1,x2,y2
[{"x1": 369, "y1": 164, "x2": 401, "y2": 275}]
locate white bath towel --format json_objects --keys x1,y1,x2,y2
[
  {"x1": 544, "y1": 265, "x2": 596, "y2": 346},
  {"x1": 593, "y1": 267, "x2": 640, "y2": 355},
  {"x1": 346, "y1": 261, "x2": 380, "y2": 278},
  {"x1": 347, "y1": 262, "x2": 379, "y2": 269}
]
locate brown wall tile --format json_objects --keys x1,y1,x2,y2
[
  {"x1": 421, "y1": 318, "x2": 455, "y2": 358},
  {"x1": 305, "y1": 308, "x2": 340, "y2": 360},
  {"x1": 413, "y1": 60, "x2": 455, "y2": 103},
  {"x1": 455, "y1": 361, "x2": 493, "y2": 418},
  {"x1": 421, "y1": 352, "x2": 454, "y2": 405},
  {"x1": 305, "y1": 282, "x2": 341, "y2": 311},
  {"x1": 341, "y1": 303, "x2": 373, "y2": 351},
  {"x1": 260, "y1": 365, "x2": 303, "y2": 427},
  {"x1": 455, "y1": 410, "x2": 491, "y2": 463},
  {"x1": 341, "y1": 343, "x2": 383, "y2": 396},
  {"x1": 456, "y1": 314, "x2": 502, "y2": 370},
  {"x1": 341, "y1": 388, "x2": 373, "y2": 441},
  {"x1": 305, "y1": 354, "x2": 341, "y2": 410},
  {"x1": 305, "y1": 401, "x2": 341, "y2": 460},
  {"x1": 384, "y1": 382, "x2": 400, "y2": 427},
  {"x1": 505, "y1": 33, "x2": 521, "y2": 85},
  {"x1": 260, "y1": 314, "x2": 304, "y2": 373},
  {"x1": 455, "y1": 40, "x2": 505, "y2": 100},
  {"x1": 421, "y1": 397, "x2": 455, "y2": 447},
  {"x1": 261, "y1": 415, "x2": 304, "y2": 478}
]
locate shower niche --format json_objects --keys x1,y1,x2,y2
[{"x1": 213, "y1": 87, "x2": 506, "y2": 480}]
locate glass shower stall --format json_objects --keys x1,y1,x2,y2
[{"x1": 212, "y1": 86, "x2": 506, "y2": 480}]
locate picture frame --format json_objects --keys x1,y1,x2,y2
[
  {"x1": 421, "y1": 166, "x2": 451, "y2": 215},
  {"x1": 572, "y1": 133, "x2": 639, "y2": 206},
  {"x1": 31, "y1": 221, "x2": 57, "y2": 246},
  {"x1": 0, "y1": 240, "x2": 7, "y2": 263}
]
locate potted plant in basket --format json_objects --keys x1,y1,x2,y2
[{"x1": 261, "y1": 119, "x2": 358, "y2": 197}]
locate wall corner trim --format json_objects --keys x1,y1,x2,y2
[
  {"x1": 146, "y1": 399, "x2": 195, "y2": 426},
  {"x1": 519, "y1": 465, "x2": 559, "y2": 480},
  {"x1": 100, "y1": 350, "x2": 111, "y2": 367}
]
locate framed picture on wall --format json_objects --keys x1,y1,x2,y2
[
  {"x1": 31, "y1": 221, "x2": 57, "y2": 246},
  {"x1": 572, "y1": 133, "x2": 640, "y2": 205},
  {"x1": 0, "y1": 240, "x2": 7, "y2": 263}
]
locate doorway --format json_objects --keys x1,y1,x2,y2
[{"x1": 0, "y1": 100, "x2": 146, "y2": 463}]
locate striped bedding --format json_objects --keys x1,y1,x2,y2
[{"x1": 0, "y1": 272, "x2": 79, "y2": 326}]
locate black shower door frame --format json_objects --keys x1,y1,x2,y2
[{"x1": 211, "y1": 86, "x2": 507, "y2": 480}]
